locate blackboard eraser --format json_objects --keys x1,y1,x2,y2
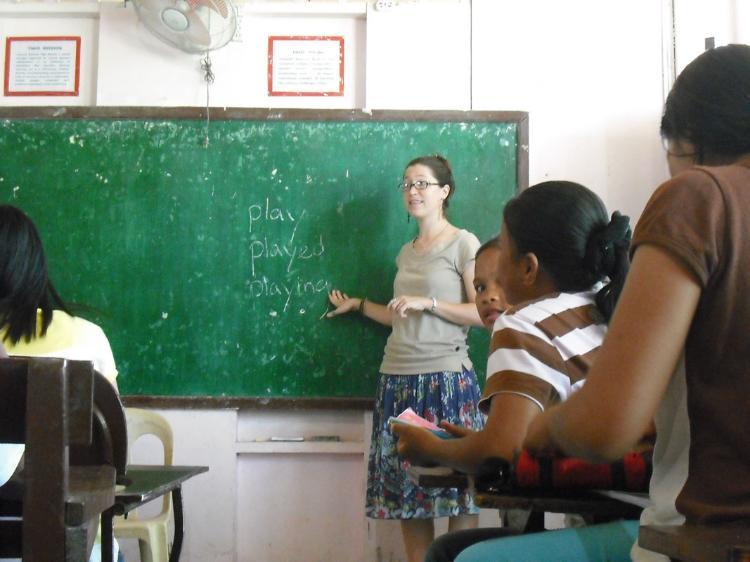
[{"x1": 309, "y1": 435, "x2": 341, "y2": 442}]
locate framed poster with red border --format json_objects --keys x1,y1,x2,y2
[
  {"x1": 4, "y1": 36, "x2": 81, "y2": 97},
  {"x1": 268, "y1": 36, "x2": 344, "y2": 97}
]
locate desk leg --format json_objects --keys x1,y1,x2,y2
[
  {"x1": 101, "y1": 509, "x2": 114, "y2": 562},
  {"x1": 524, "y1": 511, "x2": 545, "y2": 533},
  {"x1": 169, "y1": 486, "x2": 184, "y2": 562}
]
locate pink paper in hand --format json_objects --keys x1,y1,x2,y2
[{"x1": 393, "y1": 407, "x2": 442, "y2": 431}]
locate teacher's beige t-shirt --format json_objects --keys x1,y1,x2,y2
[{"x1": 379, "y1": 229, "x2": 480, "y2": 375}]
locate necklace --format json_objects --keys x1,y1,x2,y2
[{"x1": 413, "y1": 221, "x2": 450, "y2": 252}]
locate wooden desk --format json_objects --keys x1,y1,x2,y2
[
  {"x1": 415, "y1": 468, "x2": 646, "y2": 533},
  {"x1": 101, "y1": 465, "x2": 208, "y2": 562},
  {"x1": 0, "y1": 465, "x2": 116, "y2": 560},
  {"x1": 413, "y1": 467, "x2": 470, "y2": 489},
  {"x1": 474, "y1": 488, "x2": 645, "y2": 532},
  {"x1": 67, "y1": 466, "x2": 117, "y2": 527},
  {"x1": 639, "y1": 524, "x2": 750, "y2": 562}
]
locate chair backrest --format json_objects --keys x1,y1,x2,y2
[
  {"x1": 125, "y1": 408, "x2": 174, "y2": 514},
  {"x1": 70, "y1": 368, "x2": 129, "y2": 479},
  {"x1": 0, "y1": 357, "x2": 94, "y2": 446},
  {"x1": 0, "y1": 357, "x2": 94, "y2": 561},
  {"x1": 0, "y1": 357, "x2": 128, "y2": 561}
]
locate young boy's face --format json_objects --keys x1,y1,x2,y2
[{"x1": 473, "y1": 246, "x2": 507, "y2": 330}]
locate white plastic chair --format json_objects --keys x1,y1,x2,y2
[{"x1": 114, "y1": 408, "x2": 174, "y2": 562}]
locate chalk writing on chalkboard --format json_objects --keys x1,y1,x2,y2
[
  {"x1": 0, "y1": 109, "x2": 525, "y2": 398},
  {"x1": 247, "y1": 198, "x2": 329, "y2": 313}
]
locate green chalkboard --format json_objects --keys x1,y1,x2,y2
[{"x1": 0, "y1": 108, "x2": 527, "y2": 400}]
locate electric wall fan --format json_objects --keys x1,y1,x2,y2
[{"x1": 131, "y1": 0, "x2": 237, "y2": 53}]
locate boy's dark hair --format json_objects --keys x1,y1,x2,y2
[
  {"x1": 0, "y1": 205, "x2": 70, "y2": 344},
  {"x1": 476, "y1": 235, "x2": 501, "y2": 259},
  {"x1": 405, "y1": 154, "x2": 456, "y2": 211},
  {"x1": 503, "y1": 181, "x2": 631, "y2": 320},
  {"x1": 661, "y1": 44, "x2": 750, "y2": 164}
]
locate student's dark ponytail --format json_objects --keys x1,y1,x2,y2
[
  {"x1": 503, "y1": 181, "x2": 631, "y2": 321},
  {"x1": 583, "y1": 211, "x2": 631, "y2": 320}
]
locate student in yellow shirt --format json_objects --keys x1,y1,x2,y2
[
  {"x1": 0, "y1": 204, "x2": 118, "y2": 386},
  {"x1": 0, "y1": 203, "x2": 120, "y2": 561}
]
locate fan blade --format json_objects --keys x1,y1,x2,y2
[
  {"x1": 181, "y1": 9, "x2": 213, "y2": 50},
  {"x1": 194, "y1": 0, "x2": 229, "y2": 19},
  {"x1": 132, "y1": 0, "x2": 235, "y2": 53}
]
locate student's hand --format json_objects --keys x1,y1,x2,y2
[
  {"x1": 326, "y1": 289, "x2": 360, "y2": 318},
  {"x1": 633, "y1": 420, "x2": 657, "y2": 452},
  {"x1": 387, "y1": 296, "x2": 431, "y2": 317},
  {"x1": 439, "y1": 421, "x2": 474, "y2": 438},
  {"x1": 391, "y1": 423, "x2": 438, "y2": 466},
  {"x1": 522, "y1": 409, "x2": 558, "y2": 456}
]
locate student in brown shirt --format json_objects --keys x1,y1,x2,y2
[{"x1": 453, "y1": 44, "x2": 750, "y2": 562}]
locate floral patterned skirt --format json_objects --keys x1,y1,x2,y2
[{"x1": 365, "y1": 367, "x2": 485, "y2": 520}]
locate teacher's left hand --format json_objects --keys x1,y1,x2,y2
[{"x1": 387, "y1": 296, "x2": 431, "y2": 317}]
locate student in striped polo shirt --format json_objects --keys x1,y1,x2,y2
[{"x1": 393, "y1": 181, "x2": 632, "y2": 561}]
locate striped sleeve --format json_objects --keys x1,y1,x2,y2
[{"x1": 478, "y1": 292, "x2": 605, "y2": 414}]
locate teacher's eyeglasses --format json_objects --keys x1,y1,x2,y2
[{"x1": 398, "y1": 180, "x2": 441, "y2": 192}]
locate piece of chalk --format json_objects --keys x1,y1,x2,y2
[{"x1": 270, "y1": 436, "x2": 305, "y2": 442}]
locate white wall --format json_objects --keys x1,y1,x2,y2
[
  {"x1": 1, "y1": 1, "x2": 745, "y2": 560},
  {"x1": 471, "y1": 0, "x2": 668, "y2": 221},
  {"x1": 674, "y1": 0, "x2": 750, "y2": 73},
  {"x1": 0, "y1": 3, "x2": 99, "y2": 106},
  {"x1": 97, "y1": 3, "x2": 367, "y2": 108},
  {"x1": 365, "y1": 0, "x2": 471, "y2": 110}
]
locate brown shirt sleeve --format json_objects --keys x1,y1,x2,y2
[{"x1": 632, "y1": 168, "x2": 726, "y2": 288}]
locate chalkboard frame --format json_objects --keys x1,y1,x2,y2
[{"x1": 0, "y1": 106, "x2": 528, "y2": 409}]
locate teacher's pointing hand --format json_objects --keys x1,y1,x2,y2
[{"x1": 326, "y1": 289, "x2": 361, "y2": 318}]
